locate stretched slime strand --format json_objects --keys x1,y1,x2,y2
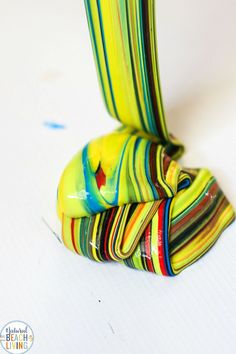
[{"x1": 57, "y1": 0, "x2": 235, "y2": 275}]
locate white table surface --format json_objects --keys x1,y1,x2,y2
[{"x1": 0, "y1": 1, "x2": 236, "y2": 353}]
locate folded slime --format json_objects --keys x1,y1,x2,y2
[{"x1": 57, "y1": 0, "x2": 235, "y2": 275}]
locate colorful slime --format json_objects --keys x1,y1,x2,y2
[{"x1": 57, "y1": 0, "x2": 235, "y2": 275}]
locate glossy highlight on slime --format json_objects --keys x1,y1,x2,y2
[{"x1": 57, "y1": 0, "x2": 235, "y2": 276}]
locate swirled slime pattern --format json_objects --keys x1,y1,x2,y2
[{"x1": 57, "y1": 0, "x2": 235, "y2": 275}]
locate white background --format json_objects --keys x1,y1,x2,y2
[{"x1": 0, "y1": 1, "x2": 236, "y2": 353}]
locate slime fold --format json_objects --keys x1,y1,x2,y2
[{"x1": 57, "y1": 0, "x2": 235, "y2": 275}]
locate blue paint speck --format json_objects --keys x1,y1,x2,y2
[{"x1": 44, "y1": 121, "x2": 66, "y2": 130}]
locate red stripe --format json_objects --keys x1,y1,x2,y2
[
  {"x1": 71, "y1": 218, "x2": 79, "y2": 254},
  {"x1": 95, "y1": 164, "x2": 106, "y2": 189},
  {"x1": 158, "y1": 202, "x2": 168, "y2": 275}
]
